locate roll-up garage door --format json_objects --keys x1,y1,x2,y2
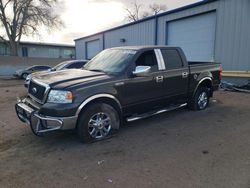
[
  {"x1": 86, "y1": 39, "x2": 101, "y2": 59},
  {"x1": 167, "y1": 12, "x2": 216, "y2": 62}
]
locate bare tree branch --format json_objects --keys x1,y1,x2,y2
[
  {"x1": 3, "y1": 0, "x2": 12, "y2": 9},
  {"x1": 0, "y1": 0, "x2": 64, "y2": 56},
  {"x1": 125, "y1": 1, "x2": 143, "y2": 22},
  {"x1": 149, "y1": 4, "x2": 167, "y2": 15},
  {"x1": 0, "y1": 35, "x2": 7, "y2": 41},
  {"x1": 125, "y1": 1, "x2": 167, "y2": 22}
]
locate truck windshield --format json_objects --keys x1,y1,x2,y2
[{"x1": 84, "y1": 49, "x2": 136, "y2": 74}]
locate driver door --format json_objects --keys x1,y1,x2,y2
[{"x1": 123, "y1": 50, "x2": 165, "y2": 114}]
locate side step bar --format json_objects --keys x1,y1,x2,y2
[{"x1": 126, "y1": 103, "x2": 187, "y2": 122}]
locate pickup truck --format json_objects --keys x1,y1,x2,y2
[{"x1": 15, "y1": 46, "x2": 222, "y2": 143}]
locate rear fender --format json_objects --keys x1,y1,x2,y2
[{"x1": 193, "y1": 76, "x2": 213, "y2": 97}]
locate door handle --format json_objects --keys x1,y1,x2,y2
[
  {"x1": 182, "y1": 72, "x2": 189, "y2": 78},
  {"x1": 155, "y1": 76, "x2": 164, "y2": 83}
]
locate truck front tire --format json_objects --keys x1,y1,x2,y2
[
  {"x1": 189, "y1": 87, "x2": 210, "y2": 111},
  {"x1": 77, "y1": 103, "x2": 120, "y2": 143}
]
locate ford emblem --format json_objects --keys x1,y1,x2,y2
[{"x1": 32, "y1": 87, "x2": 37, "y2": 94}]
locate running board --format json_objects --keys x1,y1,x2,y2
[{"x1": 126, "y1": 103, "x2": 187, "y2": 122}]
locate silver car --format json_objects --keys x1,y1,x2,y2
[
  {"x1": 14, "y1": 65, "x2": 51, "y2": 79},
  {"x1": 24, "y1": 60, "x2": 88, "y2": 88}
]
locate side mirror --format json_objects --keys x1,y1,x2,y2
[{"x1": 133, "y1": 66, "x2": 151, "y2": 77}]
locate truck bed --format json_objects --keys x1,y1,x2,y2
[{"x1": 188, "y1": 61, "x2": 218, "y2": 65}]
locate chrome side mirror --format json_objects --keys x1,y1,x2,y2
[{"x1": 132, "y1": 66, "x2": 151, "y2": 77}]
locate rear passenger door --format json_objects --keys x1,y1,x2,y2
[{"x1": 161, "y1": 49, "x2": 189, "y2": 103}]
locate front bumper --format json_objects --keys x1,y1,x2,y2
[{"x1": 15, "y1": 99, "x2": 77, "y2": 135}]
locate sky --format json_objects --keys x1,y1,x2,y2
[{"x1": 21, "y1": 0, "x2": 201, "y2": 44}]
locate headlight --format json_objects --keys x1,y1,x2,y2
[{"x1": 47, "y1": 90, "x2": 73, "y2": 104}]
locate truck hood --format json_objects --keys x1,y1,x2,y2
[{"x1": 32, "y1": 69, "x2": 109, "y2": 89}]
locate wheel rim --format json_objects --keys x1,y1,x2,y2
[
  {"x1": 88, "y1": 112, "x2": 111, "y2": 139},
  {"x1": 198, "y1": 92, "x2": 208, "y2": 109}
]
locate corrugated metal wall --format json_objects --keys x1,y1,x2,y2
[
  {"x1": 215, "y1": 0, "x2": 250, "y2": 71},
  {"x1": 75, "y1": 0, "x2": 250, "y2": 77},
  {"x1": 104, "y1": 19, "x2": 155, "y2": 48},
  {"x1": 19, "y1": 45, "x2": 75, "y2": 59},
  {"x1": 0, "y1": 43, "x2": 75, "y2": 58}
]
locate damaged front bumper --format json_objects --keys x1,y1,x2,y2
[{"x1": 15, "y1": 99, "x2": 77, "y2": 135}]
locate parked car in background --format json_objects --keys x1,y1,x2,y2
[
  {"x1": 24, "y1": 60, "x2": 88, "y2": 88},
  {"x1": 51, "y1": 60, "x2": 88, "y2": 71},
  {"x1": 15, "y1": 46, "x2": 221, "y2": 143},
  {"x1": 14, "y1": 65, "x2": 51, "y2": 79}
]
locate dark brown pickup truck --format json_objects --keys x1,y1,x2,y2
[{"x1": 15, "y1": 46, "x2": 222, "y2": 142}]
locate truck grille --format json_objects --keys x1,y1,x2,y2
[{"x1": 28, "y1": 81, "x2": 46, "y2": 102}]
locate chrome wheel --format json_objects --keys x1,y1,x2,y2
[
  {"x1": 88, "y1": 112, "x2": 112, "y2": 139},
  {"x1": 198, "y1": 92, "x2": 208, "y2": 110}
]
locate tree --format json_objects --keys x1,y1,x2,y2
[
  {"x1": 0, "y1": 0, "x2": 63, "y2": 56},
  {"x1": 125, "y1": 1, "x2": 142, "y2": 22},
  {"x1": 149, "y1": 3, "x2": 167, "y2": 15},
  {"x1": 125, "y1": 1, "x2": 167, "y2": 22}
]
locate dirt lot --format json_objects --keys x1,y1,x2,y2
[{"x1": 0, "y1": 78, "x2": 250, "y2": 188}]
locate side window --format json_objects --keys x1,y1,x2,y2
[
  {"x1": 135, "y1": 50, "x2": 158, "y2": 72},
  {"x1": 36, "y1": 66, "x2": 48, "y2": 70},
  {"x1": 32, "y1": 66, "x2": 39, "y2": 71},
  {"x1": 75, "y1": 62, "x2": 85, "y2": 68},
  {"x1": 28, "y1": 67, "x2": 34, "y2": 71},
  {"x1": 41, "y1": 66, "x2": 50, "y2": 69},
  {"x1": 67, "y1": 63, "x2": 76, "y2": 69},
  {"x1": 161, "y1": 49, "x2": 183, "y2": 69},
  {"x1": 68, "y1": 62, "x2": 83, "y2": 69}
]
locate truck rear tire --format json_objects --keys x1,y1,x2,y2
[
  {"x1": 77, "y1": 103, "x2": 120, "y2": 143},
  {"x1": 189, "y1": 87, "x2": 210, "y2": 111}
]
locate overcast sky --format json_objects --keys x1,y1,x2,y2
[{"x1": 22, "y1": 0, "x2": 200, "y2": 44}]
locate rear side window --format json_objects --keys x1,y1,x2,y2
[
  {"x1": 33, "y1": 66, "x2": 49, "y2": 70},
  {"x1": 161, "y1": 49, "x2": 183, "y2": 69}
]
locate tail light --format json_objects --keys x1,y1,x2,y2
[{"x1": 219, "y1": 65, "x2": 222, "y2": 80}]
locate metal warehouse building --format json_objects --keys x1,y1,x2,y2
[
  {"x1": 75, "y1": 0, "x2": 250, "y2": 83},
  {"x1": 0, "y1": 41, "x2": 75, "y2": 59}
]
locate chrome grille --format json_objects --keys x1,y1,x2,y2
[{"x1": 28, "y1": 81, "x2": 46, "y2": 102}]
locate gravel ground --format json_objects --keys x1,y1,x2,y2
[{"x1": 0, "y1": 79, "x2": 250, "y2": 188}]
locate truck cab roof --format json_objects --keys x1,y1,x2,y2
[{"x1": 109, "y1": 45, "x2": 181, "y2": 51}]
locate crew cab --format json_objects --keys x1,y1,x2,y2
[{"x1": 15, "y1": 46, "x2": 222, "y2": 143}]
